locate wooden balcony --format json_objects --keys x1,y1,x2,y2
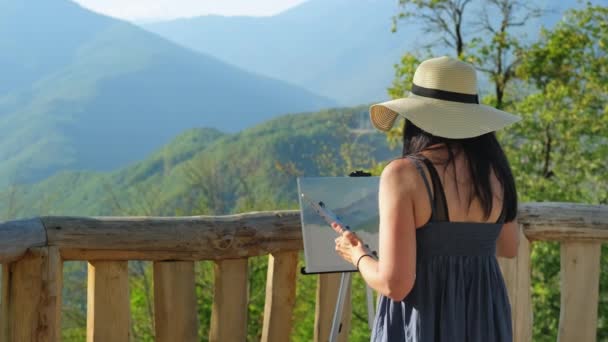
[{"x1": 0, "y1": 202, "x2": 606, "y2": 341}]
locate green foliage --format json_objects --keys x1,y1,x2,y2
[
  {"x1": 247, "y1": 256, "x2": 270, "y2": 341},
  {"x1": 528, "y1": 242, "x2": 561, "y2": 341},
  {"x1": 504, "y1": 5, "x2": 608, "y2": 340},
  {"x1": 195, "y1": 261, "x2": 215, "y2": 340},
  {"x1": 387, "y1": 53, "x2": 422, "y2": 100},
  {"x1": 129, "y1": 261, "x2": 155, "y2": 341},
  {"x1": 61, "y1": 262, "x2": 87, "y2": 341},
  {"x1": 506, "y1": 4, "x2": 607, "y2": 204},
  {"x1": 291, "y1": 253, "x2": 318, "y2": 341}
]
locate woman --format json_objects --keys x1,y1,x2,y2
[{"x1": 332, "y1": 56, "x2": 520, "y2": 341}]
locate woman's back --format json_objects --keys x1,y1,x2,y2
[
  {"x1": 371, "y1": 149, "x2": 514, "y2": 341},
  {"x1": 409, "y1": 146, "x2": 506, "y2": 227}
]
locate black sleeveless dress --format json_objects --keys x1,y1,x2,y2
[{"x1": 370, "y1": 156, "x2": 513, "y2": 341}]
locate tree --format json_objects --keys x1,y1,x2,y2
[
  {"x1": 505, "y1": 6, "x2": 608, "y2": 339},
  {"x1": 509, "y1": 4, "x2": 608, "y2": 204},
  {"x1": 393, "y1": 0, "x2": 473, "y2": 57},
  {"x1": 468, "y1": 0, "x2": 543, "y2": 109},
  {"x1": 129, "y1": 261, "x2": 155, "y2": 341},
  {"x1": 393, "y1": 0, "x2": 543, "y2": 109},
  {"x1": 182, "y1": 155, "x2": 235, "y2": 215}
]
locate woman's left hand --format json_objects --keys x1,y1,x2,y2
[{"x1": 331, "y1": 222, "x2": 369, "y2": 266}]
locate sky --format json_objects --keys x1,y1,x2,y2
[{"x1": 72, "y1": 0, "x2": 308, "y2": 22}]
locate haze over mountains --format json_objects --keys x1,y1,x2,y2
[
  {"x1": 141, "y1": 0, "x2": 582, "y2": 105},
  {"x1": 0, "y1": 0, "x2": 334, "y2": 186},
  {"x1": 143, "y1": 0, "x2": 412, "y2": 105}
]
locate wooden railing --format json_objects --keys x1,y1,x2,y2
[{"x1": 0, "y1": 202, "x2": 606, "y2": 342}]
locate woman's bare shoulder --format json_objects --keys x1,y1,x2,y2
[
  {"x1": 381, "y1": 157, "x2": 421, "y2": 193},
  {"x1": 382, "y1": 157, "x2": 419, "y2": 174}
]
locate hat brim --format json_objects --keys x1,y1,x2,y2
[{"x1": 369, "y1": 93, "x2": 521, "y2": 139}]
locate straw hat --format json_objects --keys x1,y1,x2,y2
[{"x1": 369, "y1": 56, "x2": 520, "y2": 138}]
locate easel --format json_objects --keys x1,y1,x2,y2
[
  {"x1": 329, "y1": 170, "x2": 376, "y2": 342},
  {"x1": 298, "y1": 170, "x2": 378, "y2": 341},
  {"x1": 330, "y1": 272, "x2": 376, "y2": 341}
]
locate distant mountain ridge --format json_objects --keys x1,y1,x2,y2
[
  {"x1": 143, "y1": 0, "x2": 414, "y2": 105},
  {"x1": 142, "y1": 0, "x2": 584, "y2": 105},
  {"x1": 0, "y1": 0, "x2": 335, "y2": 187}
]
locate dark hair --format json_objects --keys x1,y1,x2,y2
[{"x1": 402, "y1": 119, "x2": 517, "y2": 222}]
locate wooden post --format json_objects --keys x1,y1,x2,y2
[
  {"x1": 87, "y1": 261, "x2": 130, "y2": 342},
  {"x1": 314, "y1": 273, "x2": 352, "y2": 342},
  {"x1": 44, "y1": 247, "x2": 63, "y2": 342},
  {"x1": 0, "y1": 247, "x2": 62, "y2": 342},
  {"x1": 0, "y1": 218, "x2": 47, "y2": 264},
  {"x1": 209, "y1": 258, "x2": 249, "y2": 342},
  {"x1": 557, "y1": 241, "x2": 601, "y2": 342},
  {"x1": 498, "y1": 226, "x2": 532, "y2": 342},
  {"x1": 0, "y1": 263, "x2": 5, "y2": 342},
  {"x1": 261, "y1": 251, "x2": 298, "y2": 342},
  {"x1": 0, "y1": 264, "x2": 9, "y2": 342},
  {"x1": 154, "y1": 261, "x2": 198, "y2": 342}
]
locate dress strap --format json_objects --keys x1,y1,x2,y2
[
  {"x1": 420, "y1": 157, "x2": 451, "y2": 222},
  {"x1": 496, "y1": 201, "x2": 507, "y2": 224},
  {"x1": 407, "y1": 156, "x2": 435, "y2": 218}
]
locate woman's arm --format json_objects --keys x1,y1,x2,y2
[
  {"x1": 496, "y1": 219, "x2": 519, "y2": 258},
  {"x1": 335, "y1": 159, "x2": 418, "y2": 301}
]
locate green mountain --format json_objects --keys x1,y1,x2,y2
[
  {"x1": 0, "y1": 0, "x2": 335, "y2": 187},
  {"x1": 2, "y1": 106, "x2": 393, "y2": 218}
]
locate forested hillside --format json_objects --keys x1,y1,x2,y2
[{"x1": 2, "y1": 106, "x2": 392, "y2": 218}]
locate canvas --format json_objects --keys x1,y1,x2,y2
[{"x1": 297, "y1": 176, "x2": 380, "y2": 273}]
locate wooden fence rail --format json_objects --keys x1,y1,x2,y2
[{"x1": 0, "y1": 202, "x2": 606, "y2": 341}]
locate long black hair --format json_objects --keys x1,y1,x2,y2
[{"x1": 402, "y1": 119, "x2": 518, "y2": 222}]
